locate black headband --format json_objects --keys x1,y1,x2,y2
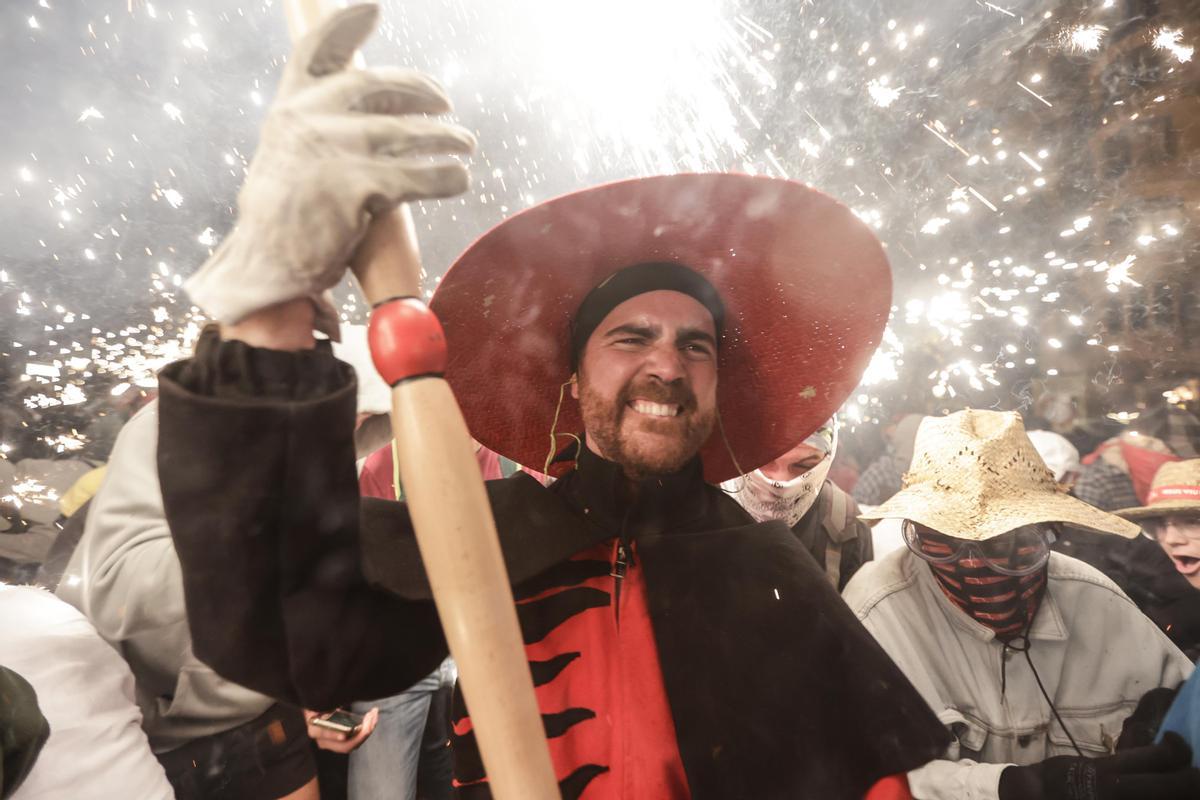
[{"x1": 569, "y1": 261, "x2": 725, "y2": 371}]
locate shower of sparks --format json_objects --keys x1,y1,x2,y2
[
  {"x1": 1153, "y1": 28, "x2": 1194, "y2": 63},
  {"x1": 502, "y1": 0, "x2": 754, "y2": 175},
  {"x1": 861, "y1": 327, "x2": 905, "y2": 386},
  {"x1": 43, "y1": 433, "x2": 88, "y2": 454},
  {"x1": 1, "y1": 0, "x2": 1195, "y2": 453},
  {"x1": 3, "y1": 479, "x2": 52, "y2": 510},
  {"x1": 1063, "y1": 24, "x2": 1107, "y2": 52}
]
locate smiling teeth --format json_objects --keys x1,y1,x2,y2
[{"x1": 632, "y1": 400, "x2": 679, "y2": 417}]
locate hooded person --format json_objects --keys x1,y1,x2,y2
[
  {"x1": 148, "y1": 6, "x2": 951, "y2": 798},
  {"x1": 843, "y1": 410, "x2": 1198, "y2": 800},
  {"x1": 723, "y1": 418, "x2": 873, "y2": 591},
  {"x1": 1026, "y1": 430, "x2": 1081, "y2": 488}
]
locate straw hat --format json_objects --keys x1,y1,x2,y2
[
  {"x1": 859, "y1": 410, "x2": 1140, "y2": 541},
  {"x1": 1114, "y1": 459, "x2": 1200, "y2": 521}
]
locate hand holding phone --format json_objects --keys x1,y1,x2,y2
[
  {"x1": 303, "y1": 707, "x2": 380, "y2": 754},
  {"x1": 310, "y1": 709, "x2": 363, "y2": 735}
]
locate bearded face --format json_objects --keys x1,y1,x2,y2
[{"x1": 572, "y1": 290, "x2": 718, "y2": 480}]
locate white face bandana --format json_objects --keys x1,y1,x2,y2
[{"x1": 724, "y1": 421, "x2": 837, "y2": 527}]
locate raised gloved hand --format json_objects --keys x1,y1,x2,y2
[
  {"x1": 998, "y1": 732, "x2": 1200, "y2": 800},
  {"x1": 185, "y1": 3, "x2": 474, "y2": 339}
]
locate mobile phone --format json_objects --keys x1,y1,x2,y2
[{"x1": 311, "y1": 709, "x2": 364, "y2": 735}]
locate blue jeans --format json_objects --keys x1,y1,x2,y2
[{"x1": 349, "y1": 658, "x2": 456, "y2": 800}]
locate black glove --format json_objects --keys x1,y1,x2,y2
[
  {"x1": 1117, "y1": 687, "x2": 1181, "y2": 750},
  {"x1": 0, "y1": 666, "x2": 51, "y2": 800},
  {"x1": 998, "y1": 733, "x2": 1200, "y2": 800}
]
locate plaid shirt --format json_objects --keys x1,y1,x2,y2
[
  {"x1": 851, "y1": 454, "x2": 905, "y2": 507},
  {"x1": 1072, "y1": 460, "x2": 1139, "y2": 512}
]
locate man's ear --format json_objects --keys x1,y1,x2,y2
[{"x1": 569, "y1": 374, "x2": 579, "y2": 400}]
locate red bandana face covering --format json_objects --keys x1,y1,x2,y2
[{"x1": 916, "y1": 531, "x2": 1048, "y2": 641}]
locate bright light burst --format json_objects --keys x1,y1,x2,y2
[
  {"x1": 507, "y1": 0, "x2": 753, "y2": 175},
  {"x1": 1063, "y1": 24, "x2": 1107, "y2": 52},
  {"x1": 1101, "y1": 255, "x2": 1142, "y2": 291},
  {"x1": 861, "y1": 327, "x2": 905, "y2": 386},
  {"x1": 1153, "y1": 27, "x2": 1194, "y2": 63},
  {"x1": 920, "y1": 217, "x2": 950, "y2": 235},
  {"x1": 2, "y1": 0, "x2": 1195, "y2": 449},
  {"x1": 867, "y1": 78, "x2": 902, "y2": 107}
]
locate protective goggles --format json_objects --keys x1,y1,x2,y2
[
  {"x1": 1141, "y1": 515, "x2": 1200, "y2": 541},
  {"x1": 903, "y1": 520, "x2": 1056, "y2": 577}
]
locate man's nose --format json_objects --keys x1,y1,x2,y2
[{"x1": 643, "y1": 342, "x2": 686, "y2": 383}]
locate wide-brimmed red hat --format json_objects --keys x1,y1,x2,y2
[{"x1": 430, "y1": 173, "x2": 891, "y2": 483}]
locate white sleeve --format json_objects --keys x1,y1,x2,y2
[
  {"x1": 908, "y1": 759, "x2": 1011, "y2": 800},
  {"x1": 58, "y1": 401, "x2": 188, "y2": 639},
  {"x1": 2, "y1": 586, "x2": 175, "y2": 800},
  {"x1": 57, "y1": 400, "x2": 271, "y2": 733}
]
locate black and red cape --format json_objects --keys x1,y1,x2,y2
[{"x1": 157, "y1": 330, "x2": 949, "y2": 799}]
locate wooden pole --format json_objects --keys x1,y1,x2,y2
[{"x1": 281, "y1": 3, "x2": 559, "y2": 797}]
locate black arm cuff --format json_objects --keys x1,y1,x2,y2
[{"x1": 162, "y1": 324, "x2": 353, "y2": 404}]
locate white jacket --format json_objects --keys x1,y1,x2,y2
[
  {"x1": 843, "y1": 548, "x2": 1194, "y2": 800},
  {"x1": 1, "y1": 585, "x2": 174, "y2": 799},
  {"x1": 56, "y1": 401, "x2": 274, "y2": 753}
]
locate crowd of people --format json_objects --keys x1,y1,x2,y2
[{"x1": 5, "y1": 6, "x2": 1200, "y2": 800}]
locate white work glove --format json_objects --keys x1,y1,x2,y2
[{"x1": 185, "y1": 3, "x2": 474, "y2": 339}]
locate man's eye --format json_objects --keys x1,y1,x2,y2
[{"x1": 683, "y1": 344, "x2": 713, "y2": 357}]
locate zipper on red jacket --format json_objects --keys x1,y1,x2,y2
[{"x1": 611, "y1": 541, "x2": 628, "y2": 625}]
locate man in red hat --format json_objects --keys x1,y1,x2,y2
[{"x1": 152, "y1": 6, "x2": 950, "y2": 798}]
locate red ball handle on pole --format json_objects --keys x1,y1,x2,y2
[
  {"x1": 368, "y1": 298, "x2": 448, "y2": 385},
  {"x1": 282, "y1": 3, "x2": 560, "y2": 799}
]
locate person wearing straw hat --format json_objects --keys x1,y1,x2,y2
[
  {"x1": 1111, "y1": 459, "x2": 1200, "y2": 660},
  {"x1": 1114, "y1": 459, "x2": 1200, "y2": 589},
  {"x1": 844, "y1": 409, "x2": 1198, "y2": 800},
  {"x1": 722, "y1": 417, "x2": 874, "y2": 591},
  {"x1": 142, "y1": 7, "x2": 954, "y2": 798}
]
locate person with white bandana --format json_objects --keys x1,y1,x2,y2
[{"x1": 723, "y1": 418, "x2": 873, "y2": 591}]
